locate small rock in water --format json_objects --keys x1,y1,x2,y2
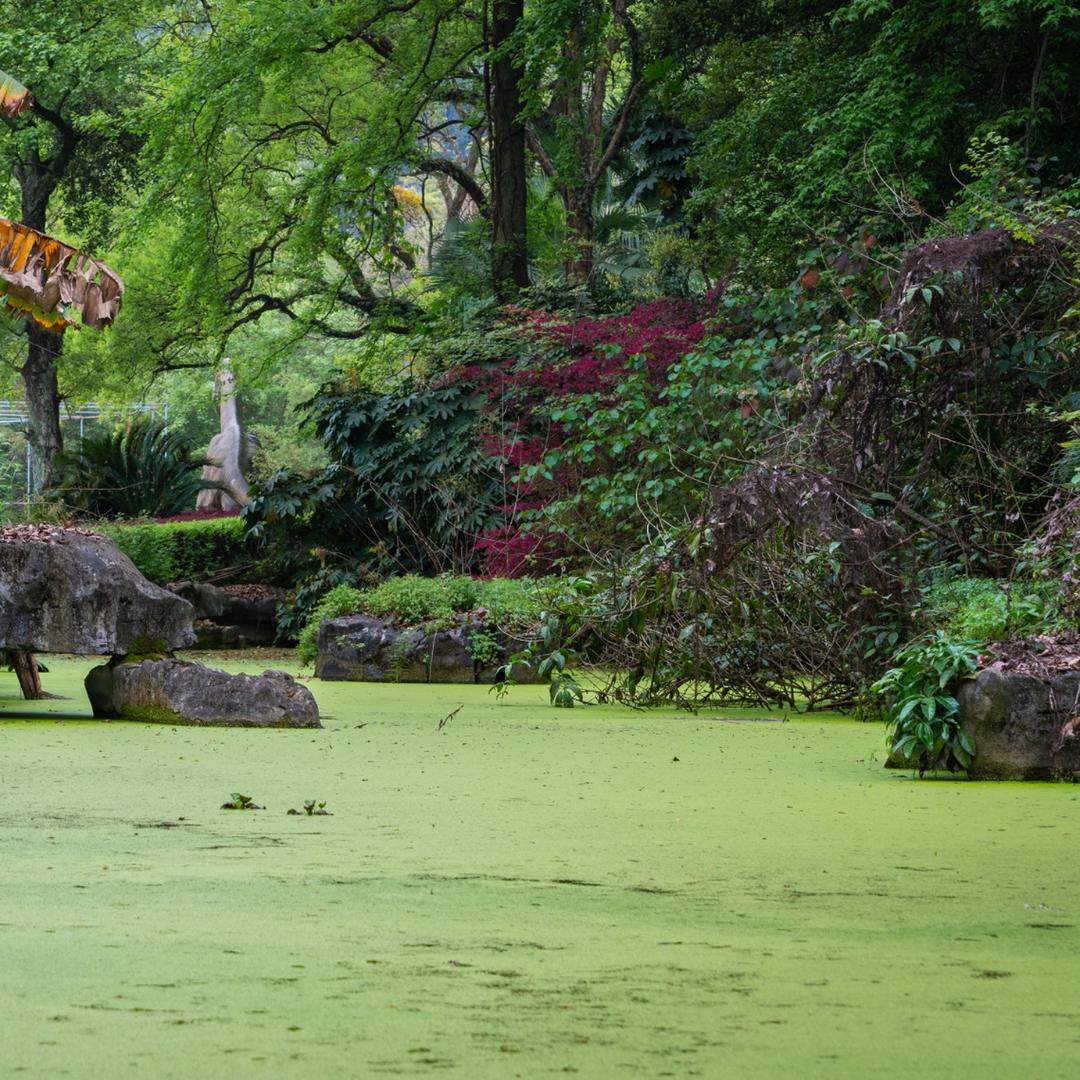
[{"x1": 86, "y1": 658, "x2": 321, "y2": 728}]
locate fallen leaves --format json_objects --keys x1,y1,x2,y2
[{"x1": 0, "y1": 523, "x2": 96, "y2": 545}]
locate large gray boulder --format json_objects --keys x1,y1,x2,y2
[
  {"x1": 0, "y1": 524, "x2": 194, "y2": 654},
  {"x1": 955, "y1": 665, "x2": 1080, "y2": 780},
  {"x1": 86, "y1": 658, "x2": 320, "y2": 728},
  {"x1": 316, "y1": 613, "x2": 536, "y2": 684}
]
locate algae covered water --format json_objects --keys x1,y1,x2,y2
[{"x1": 1, "y1": 658, "x2": 1078, "y2": 1078}]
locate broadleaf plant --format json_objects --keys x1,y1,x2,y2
[{"x1": 871, "y1": 632, "x2": 980, "y2": 774}]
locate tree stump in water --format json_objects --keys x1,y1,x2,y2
[{"x1": 10, "y1": 649, "x2": 44, "y2": 699}]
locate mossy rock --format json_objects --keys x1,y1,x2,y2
[{"x1": 85, "y1": 658, "x2": 320, "y2": 728}]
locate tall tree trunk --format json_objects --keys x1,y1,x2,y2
[
  {"x1": 21, "y1": 325, "x2": 64, "y2": 492},
  {"x1": 490, "y1": 0, "x2": 529, "y2": 298},
  {"x1": 526, "y1": 2, "x2": 642, "y2": 291},
  {"x1": 11, "y1": 141, "x2": 75, "y2": 697},
  {"x1": 563, "y1": 188, "x2": 594, "y2": 286},
  {"x1": 17, "y1": 155, "x2": 65, "y2": 493}
]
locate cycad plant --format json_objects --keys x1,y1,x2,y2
[
  {"x1": 50, "y1": 415, "x2": 213, "y2": 519},
  {"x1": 522, "y1": 173, "x2": 659, "y2": 287}
]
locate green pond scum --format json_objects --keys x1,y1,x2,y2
[{"x1": 1, "y1": 658, "x2": 1078, "y2": 1079}]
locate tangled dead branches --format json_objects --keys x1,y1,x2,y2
[
  {"x1": 883, "y1": 225, "x2": 1079, "y2": 329},
  {"x1": 613, "y1": 224, "x2": 1080, "y2": 709}
]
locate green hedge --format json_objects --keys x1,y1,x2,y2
[{"x1": 100, "y1": 517, "x2": 249, "y2": 584}]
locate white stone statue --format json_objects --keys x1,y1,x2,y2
[{"x1": 196, "y1": 362, "x2": 258, "y2": 511}]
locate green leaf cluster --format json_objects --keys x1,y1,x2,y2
[
  {"x1": 494, "y1": 608, "x2": 585, "y2": 708},
  {"x1": 243, "y1": 365, "x2": 509, "y2": 585},
  {"x1": 871, "y1": 633, "x2": 981, "y2": 773},
  {"x1": 922, "y1": 577, "x2": 1061, "y2": 642},
  {"x1": 680, "y1": 0, "x2": 1080, "y2": 278}
]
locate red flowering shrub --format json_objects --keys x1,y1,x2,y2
[{"x1": 462, "y1": 297, "x2": 717, "y2": 575}]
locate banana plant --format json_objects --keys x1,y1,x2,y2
[
  {"x1": 0, "y1": 69, "x2": 124, "y2": 334},
  {"x1": 0, "y1": 217, "x2": 124, "y2": 331},
  {"x1": 0, "y1": 68, "x2": 124, "y2": 704},
  {"x1": 0, "y1": 69, "x2": 32, "y2": 119}
]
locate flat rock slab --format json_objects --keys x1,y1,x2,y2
[
  {"x1": 0, "y1": 524, "x2": 194, "y2": 654},
  {"x1": 85, "y1": 658, "x2": 321, "y2": 728},
  {"x1": 317, "y1": 613, "x2": 537, "y2": 684}
]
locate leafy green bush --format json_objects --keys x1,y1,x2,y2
[
  {"x1": 359, "y1": 575, "x2": 550, "y2": 628},
  {"x1": 465, "y1": 629, "x2": 501, "y2": 669},
  {"x1": 922, "y1": 577, "x2": 1058, "y2": 641},
  {"x1": 101, "y1": 516, "x2": 248, "y2": 584},
  {"x1": 361, "y1": 576, "x2": 456, "y2": 625},
  {"x1": 50, "y1": 416, "x2": 211, "y2": 519},
  {"x1": 443, "y1": 576, "x2": 481, "y2": 614},
  {"x1": 871, "y1": 633, "x2": 980, "y2": 774},
  {"x1": 528, "y1": 329, "x2": 789, "y2": 549},
  {"x1": 244, "y1": 372, "x2": 507, "y2": 583},
  {"x1": 472, "y1": 577, "x2": 550, "y2": 627}
]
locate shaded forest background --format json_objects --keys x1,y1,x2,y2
[{"x1": 1, "y1": 0, "x2": 1079, "y2": 732}]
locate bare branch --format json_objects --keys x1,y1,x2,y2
[
  {"x1": 525, "y1": 128, "x2": 557, "y2": 178},
  {"x1": 415, "y1": 156, "x2": 488, "y2": 211}
]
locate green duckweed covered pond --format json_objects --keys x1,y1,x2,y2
[{"x1": 1, "y1": 657, "x2": 1078, "y2": 1078}]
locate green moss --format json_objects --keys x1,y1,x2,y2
[
  {"x1": 122, "y1": 636, "x2": 170, "y2": 662},
  {"x1": 0, "y1": 657, "x2": 1078, "y2": 1078},
  {"x1": 114, "y1": 704, "x2": 182, "y2": 724}
]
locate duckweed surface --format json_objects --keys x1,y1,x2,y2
[{"x1": 2, "y1": 657, "x2": 1078, "y2": 1078}]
